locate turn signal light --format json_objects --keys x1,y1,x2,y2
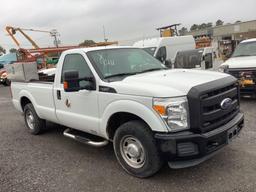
[{"x1": 153, "y1": 105, "x2": 166, "y2": 115}]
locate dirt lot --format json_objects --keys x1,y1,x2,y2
[{"x1": 0, "y1": 85, "x2": 256, "y2": 192}]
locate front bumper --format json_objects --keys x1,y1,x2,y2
[
  {"x1": 155, "y1": 112, "x2": 244, "y2": 169},
  {"x1": 225, "y1": 69, "x2": 256, "y2": 95},
  {"x1": 240, "y1": 84, "x2": 256, "y2": 95}
]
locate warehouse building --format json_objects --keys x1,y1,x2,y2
[
  {"x1": 186, "y1": 20, "x2": 256, "y2": 40},
  {"x1": 185, "y1": 20, "x2": 256, "y2": 58}
]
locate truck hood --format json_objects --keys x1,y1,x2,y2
[
  {"x1": 221, "y1": 56, "x2": 256, "y2": 69},
  {"x1": 109, "y1": 69, "x2": 230, "y2": 97}
]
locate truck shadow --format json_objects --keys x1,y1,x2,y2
[
  {"x1": 43, "y1": 121, "x2": 115, "y2": 157},
  {"x1": 42, "y1": 122, "x2": 241, "y2": 184}
]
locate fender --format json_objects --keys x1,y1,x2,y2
[
  {"x1": 18, "y1": 90, "x2": 41, "y2": 116},
  {"x1": 100, "y1": 99, "x2": 168, "y2": 138}
]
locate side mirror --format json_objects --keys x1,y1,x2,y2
[
  {"x1": 64, "y1": 71, "x2": 80, "y2": 92},
  {"x1": 63, "y1": 70, "x2": 95, "y2": 92}
]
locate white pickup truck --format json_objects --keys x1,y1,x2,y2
[
  {"x1": 11, "y1": 46, "x2": 244, "y2": 178},
  {"x1": 220, "y1": 38, "x2": 256, "y2": 97}
]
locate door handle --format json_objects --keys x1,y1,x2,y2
[{"x1": 57, "y1": 90, "x2": 61, "y2": 100}]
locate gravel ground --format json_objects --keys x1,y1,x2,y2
[{"x1": 0, "y1": 85, "x2": 256, "y2": 192}]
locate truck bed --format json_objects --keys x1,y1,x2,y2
[{"x1": 11, "y1": 81, "x2": 58, "y2": 123}]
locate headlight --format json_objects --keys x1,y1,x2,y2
[
  {"x1": 153, "y1": 97, "x2": 189, "y2": 131},
  {"x1": 218, "y1": 65, "x2": 229, "y2": 73}
]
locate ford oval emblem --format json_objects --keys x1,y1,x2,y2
[{"x1": 220, "y1": 98, "x2": 232, "y2": 110}]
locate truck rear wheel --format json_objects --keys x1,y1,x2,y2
[
  {"x1": 113, "y1": 120, "x2": 163, "y2": 178},
  {"x1": 24, "y1": 103, "x2": 46, "y2": 135}
]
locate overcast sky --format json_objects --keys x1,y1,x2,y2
[{"x1": 1, "y1": 0, "x2": 256, "y2": 51}]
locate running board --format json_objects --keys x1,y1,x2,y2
[{"x1": 63, "y1": 128, "x2": 109, "y2": 147}]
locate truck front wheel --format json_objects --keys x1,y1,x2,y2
[
  {"x1": 24, "y1": 103, "x2": 46, "y2": 135},
  {"x1": 113, "y1": 120, "x2": 163, "y2": 178}
]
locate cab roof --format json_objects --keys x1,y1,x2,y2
[{"x1": 64, "y1": 46, "x2": 135, "y2": 54}]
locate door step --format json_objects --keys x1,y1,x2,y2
[{"x1": 63, "y1": 128, "x2": 109, "y2": 147}]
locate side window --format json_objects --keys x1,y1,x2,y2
[
  {"x1": 61, "y1": 54, "x2": 93, "y2": 87},
  {"x1": 156, "y1": 46, "x2": 167, "y2": 63}
]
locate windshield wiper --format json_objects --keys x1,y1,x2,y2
[
  {"x1": 104, "y1": 68, "x2": 166, "y2": 79},
  {"x1": 104, "y1": 72, "x2": 137, "y2": 79},
  {"x1": 138, "y1": 68, "x2": 166, "y2": 74}
]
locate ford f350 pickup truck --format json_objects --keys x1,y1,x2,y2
[
  {"x1": 11, "y1": 46, "x2": 244, "y2": 178},
  {"x1": 220, "y1": 38, "x2": 256, "y2": 97}
]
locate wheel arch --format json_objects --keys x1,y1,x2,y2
[
  {"x1": 107, "y1": 112, "x2": 149, "y2": 140},
  {"x1": 18, "y1": 90, "x2": 39, "y2": 115},
  {"x1": 20, "y1": 96, "x2": 32, "y2": 111},
  {"x1": 101, "y1": 100, "x2": 168, "y2": 140}
]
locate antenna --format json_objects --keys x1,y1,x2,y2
[
  {"x1": 142, "y1": 32, "x2": 145, "y2": 47},
  {"x1": 103, "y1": 25, "x2": 108, "y2": 42}
]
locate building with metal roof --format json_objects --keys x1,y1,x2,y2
[{"x1": 186, "y1": 20, "x2": 256, "y2": 41}]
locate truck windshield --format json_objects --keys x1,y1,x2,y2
[
  {"x1": 174, "y1": 49, "x2": 203, "y2": 69},
  {"x1": 87, "y1": 48, "x2": 165, "y2": 80},
  {"x1": 232, "y1": 41, "x2": 256, "y2": 57},
  {"x1": 142, "y1": 47, "x2": 156, "y2": 56}
]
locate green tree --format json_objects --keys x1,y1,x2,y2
[
  {"x1": 235, "y1": 20, "x2": 241, "y2": 24},
  {"x1": 0, "y1": 46, "x2": 6, "y2": 54},
  {"x1": 9, "y1": 48, "x2": 17, "y2": 53},
  {"x1": 206, "y1": 22, "x2": 213, "y2": 28},
  {"x1": 216, "y1": 19, "x2": 224, "y2": 26},
  {"x1": 190, "y1": 24, "x2": 199, "y2": 31},
  {"x1": 79, "y1": 40, "x2": 96, "y2": 47},
  {"x1": 179, "y1": 27, "x2": 188, "y2": 35},
  {"x1": 198, "y1": 23, "x2": 207, "y2": 30}
]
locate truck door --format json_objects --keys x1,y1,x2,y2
[{"x1": 54, "y1": 53, "x2": 99, "y2": 135}]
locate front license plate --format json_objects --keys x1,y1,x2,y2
[{"x1": 227, "y1": 126, "x2": 239, "y2": 143}]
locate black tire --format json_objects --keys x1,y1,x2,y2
[
  {"x1": 3, "y1": 79, "x2": 9, "y2": 86},
  {"x1": 24, "y1": 103, "x2": 46, "y2": 135},
  {"x1": 113, "y1": 120, "x2": 163, "y2": 178},
  {"x1": 5, "y1": 79, "x2": 11, "y2": 86}
]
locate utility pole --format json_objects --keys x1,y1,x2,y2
[
  {"x1": 50, "y1": 29, "x2": 60, "y2": 48},
  {"x1": 103, "y1": 25, "x2": 108, "y2": 42}
]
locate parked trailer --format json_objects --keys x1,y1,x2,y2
[{"x1": 173, "y1": 47, "x2": 217, "y2": 70}]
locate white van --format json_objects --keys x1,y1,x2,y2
[{"x1": 133, "y1": 35, "x2": 195, "y2": 66}]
